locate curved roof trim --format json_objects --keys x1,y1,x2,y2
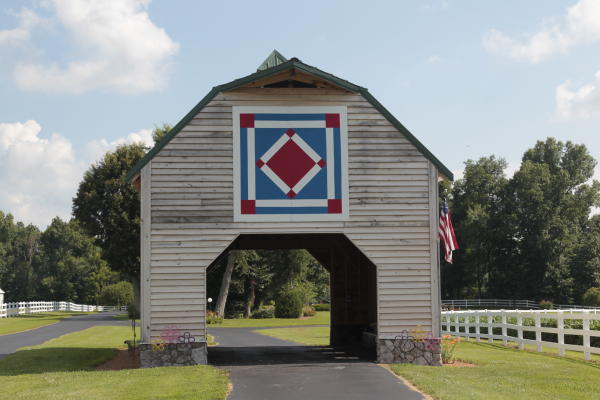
[{"x1": 126, "y1": 59, "x2": 453, "y2": 182}]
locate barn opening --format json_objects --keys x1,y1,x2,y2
[{"x1": 206, "y1": 233, "x2": 378, "y2": 364}]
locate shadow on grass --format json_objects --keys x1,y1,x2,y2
[{"x1": 0, "y1": 347, "x2": 117, "y2": 376}]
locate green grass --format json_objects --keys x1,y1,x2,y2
[
  {"x1": 216, "y1": 311, "x2": 330, "y2": 328},
  {"x1": 0, "y1": 326, "x2": 137, "y2": 374},
  {"x1": 0, "y1": 325, "x2": 229, "y2": 400},
  {"x1": 255, "y1": 326, "x2": 330, "y2": 345},
  {"x1": 1, "y1": 365, "x2": 229, "y2": 400},
  {"x1": 0, "y1": 312, "x2": 94, "y2": 335},
  {"x1": 391, "y1": 341, "x2": 600, "y2": 400}
]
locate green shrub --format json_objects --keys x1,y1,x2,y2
[
  {"x1": 127, "y1": 303, "x2": 140, "y2": 320},
  {"x1": 98, "y1": 281, "x2": 133, "y2": 307},
  {"x1": 275, "y1": 285, "x2": 304, "y2": 318},
  {"x1": 252, "y1": 305, "x2": 275, "y2": 319},
  {"x1": 582, "y1": 287, "x2": 600, "y2": 307},
  {"x1": 539, "y1": 300, "x2": 554, "y2": 309},
  {"x1": 206, "y1": 311, "x2": 223, "y2": 324},
  {"x1": 302, "y1": 305, "x2": 316, "y2": 317},
  {"x1": 313, "y1": 303, "x2": 330, "y2": 312}
]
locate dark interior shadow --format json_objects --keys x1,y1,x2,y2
[{"x1": 209, "y1": 344, "x2": 375, "y2": 367}]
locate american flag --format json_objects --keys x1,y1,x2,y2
[{"x1": 438, "y1": 201, "x2": 458, "y2": 263}]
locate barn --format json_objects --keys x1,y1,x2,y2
[{"x1": 126, "y1": 51, "x2": 453, "y2": 367}]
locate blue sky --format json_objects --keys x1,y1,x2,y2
[{"x1": 1, "y1": 0, "x2": 599, "y2": 227}]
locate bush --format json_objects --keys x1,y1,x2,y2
[
  {"x1": 127, "y1": 303, "x2": 140, "y2": 320},
  {"x1": 539, "y1": 300, "x2": 554, "y2": 309},
  {"x1": 206, "y1": 311, "x2": 223, "y2": 324},
  {"x1": 313, "y1": 303, "x2": 330, "y2": 312},
  {"x1": 98, "y1": 281, "x2": 133, "y2": 307},
  {"x1": 302, "y1": 305, "x2": 316, "y2": 317},
  {"x1": 582, "y1": 287, "x2": 600, "y2": 307},
  {"x1": 275, "y1": 285, "x2": 304, "y2": 318},
  {"x1": 252, "y1": 305, "x2": 275, "y2": 319}
]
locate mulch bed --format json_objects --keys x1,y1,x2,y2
[{"x1": 96, "y1": 349, "x2": 140, "y2": 371}]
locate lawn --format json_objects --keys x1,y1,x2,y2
[
  {"x1": 0, "y1": 326, "x2": 229, "y2": 400},
  {"x1": 391, "y1": 341, "x2": 600, "y2": 400},
  {"x1": 216, "y1": 311, "x2": 330, "y2": 328},
  {"x1": 255, "y1": 326, "x2": 330, "y2": 345},
  {"x1": 0, "y1": 312, "x2": 94, "y2": 335}
]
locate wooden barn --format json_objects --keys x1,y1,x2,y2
[{"x1": 127, "y1": 51, "x2": 453, "y2": 367}]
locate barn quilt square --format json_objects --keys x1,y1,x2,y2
[{"x1": 233, "y1": 106, "x2": 349, "y2": 221}]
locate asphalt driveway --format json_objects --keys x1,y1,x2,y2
[
  {"x1": 208, "y1": 327, "x2": 425, "y2": 400},
  {"x1": 0, "y1": 312, "x2": 128, "y2": 359}
]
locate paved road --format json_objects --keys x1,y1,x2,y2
[
  {"x1": 0, "y1": 312, "x2": 128, "y2": 359},
  {"x1": 208, "y1": 327, "x2": 425, "y2": 400}
]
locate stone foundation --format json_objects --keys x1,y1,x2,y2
[
  {"x1": 140, "y1": 342, "x2": 207, "y2": 368},
  {"x1": 377, "y1": 337, "x2": 441, "y2": 366}
]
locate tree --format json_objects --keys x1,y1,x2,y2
[
  {"x1": 72, "y1": 143, "x2": 146, "y2": 280},
  {"x1": 37, "y1": 218, "x2": 115, "y2": 303},
  {"x1": 152, "y1": 123, "x2": 172, "y2": 143},
  {"x1": 506, "y1": 138, "x2": 599, "y2": 302},
  {"x1": 443, "y1": 156, "x2": 508, "y2": 298},
  {"x1": 214, "y1": 251, "x2": 237, "y2": 316},
  {"x1": 98, "y1": 281, "x2": 134, "y2": 307}
]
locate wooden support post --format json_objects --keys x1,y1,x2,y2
[
  {"x1": 535, "y1": 312, "x2": 542, "y2": 352},
  {"x1": 502, "y1": 311, "x2": 508, "y2": 346},
  {"x1": 475, "y1": 313, "x2": 481, "y2": 342},
  {"x1": 517, "y1": 313, "x2": 524, "y2": 350},
  {"x1": 583, "y1": 311, "x2": 591, "y2": 361},
  {"x1": 488, "y1": 312, "x2": 494, "y2": 343},
  {"x1": 558, "y1": 311, "x2": 565, "y2": 357}
]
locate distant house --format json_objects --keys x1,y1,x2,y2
[{"x1": 128, "y1": 51, "x2": 453, "y2": 367}]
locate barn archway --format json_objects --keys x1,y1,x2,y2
[{"x1": 206, "y1": 233, "x2": 378, "y2": 363}]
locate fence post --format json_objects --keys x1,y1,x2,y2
[
  {"x1": 502, "y1": 311, "x2": 508, "y2": 345},
  {"x1": 583, "y1": 311, "x2": 590, "y2": 361},
  {"x1": 488, "y1": 312, "x2": 494, "y2": 343},
  {"x1": 557, "y1": 310, "x2": 565, "y2": 357},
  {"x1": 517, "y1": 312, "x2": 524, "y2": 350},
  {"x1": 454, "y1": 314, "x2": 460, "y2": 335},
  {"x1": 535, "y1": 311, "x2": 542, "y2": 352},
  {"x1": 475, "y1": 312, "x2": 481, "y2": 342}
]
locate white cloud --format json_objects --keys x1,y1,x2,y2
[
  {"x1": 13, "y1": 0, "x2": 179, "y2": 94},
  {"x1": 0, "y1": 9, "x2": 41, "y2": 46},
  {"x1": 483, "y1": 0, "x2": 600, "y2": 63},
  {"x1": 426, "y1": 55, "x2": 443, "y2": 65},
  {"x1": 556, "y1": 70, "x2": 600, "y2": 119},
  {"x1": 86, "y1": 128, "x2": 153, "y2": 163},
  {"x1": 0, "y1": 120, "x2": 153, "y2": 228},
  {"x1": 0, "y1": 120, "x2": 83, "y2": 228}
]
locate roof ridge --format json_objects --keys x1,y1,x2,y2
[
  {"x1": 257, "y1": 50, "x2": 288, "y2": 71},
  {"x1": 126, "y1": 58, "x2": 453, "y2": 182}
]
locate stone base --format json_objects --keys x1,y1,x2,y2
[
  {"x1": 140, "y1": 342, "x2": 207, "y2": 368},
  {"x1": 377, "y1": 338, "x2": 441, "y2": 366}
]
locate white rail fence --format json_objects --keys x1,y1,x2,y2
[
  {"x1": 442, "y1": 309, "x2": 600, "y2": 361},
  {"x1": 0, "y1": 301, "x2": 126, "y2": 318},
  {"x1": 442, "y1": 299, "x2": 600, "y2": 310}
]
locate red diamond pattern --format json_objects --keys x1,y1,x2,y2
[{"x1": 266, "y1": 139, "x2": 316, "y2": 188}]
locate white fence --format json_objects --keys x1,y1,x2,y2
[
  {"x1": 442, "y1": 309, "x2": 600, "y2": 361},
  {"x1": 442, "y1": 299, "x2": 600, "y2": 310},
  {"x1": 0, "y1": 301, "x2": 126, "y2": 318}
]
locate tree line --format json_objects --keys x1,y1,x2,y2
[{"x1": 443, "y1": 138, "x2": 600, "y2": 304}]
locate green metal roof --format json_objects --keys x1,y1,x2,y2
[
  {"x1": 257, "y1": 50, "x2": 287, "y2": 71},
  {"x1": 126, "y1": 54, "x2": 453, "y2": 182}
]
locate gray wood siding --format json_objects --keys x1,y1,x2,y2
[{"x1": 146, "y1": 88, "x2": 437, "y2": 341}]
